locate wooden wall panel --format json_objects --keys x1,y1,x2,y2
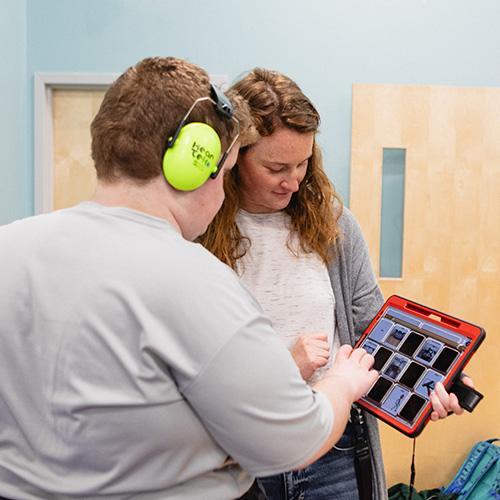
[
  {"x1": 52, "y1": 89, "x2": 105, "y2": 210},
  {"x1": 350, "y1": 84, "x2": 500, "y2": 489}
]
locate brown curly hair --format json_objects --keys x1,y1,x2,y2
[{"x1": 198, "y1": 68, "x2": 343, "y2": 269}]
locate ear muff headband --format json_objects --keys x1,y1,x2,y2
[
  {"x1": 163, "y1": 85, "x2": 240, "y2": 191},
  {"x1": 210, "y1": 84, "x2": 234, "y2": 119}
]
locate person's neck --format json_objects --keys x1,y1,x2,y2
[{"x1": 91, "y1": 176, "x2": 182, "y2": 234}]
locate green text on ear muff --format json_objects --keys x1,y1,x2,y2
[{"x1": 163, "y1": 122, "x2": 222, "y2": 191}]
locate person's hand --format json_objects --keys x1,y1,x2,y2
[
  {"x1": 291, "y1": 331, "x2": 330, "y2": 381},
  {"x1": 429, "y1": 376, "x2": 475, "y2": 421},
  {"x1": 304, "y1": 346, "x2": 378, "y2": 468},
  {"x1": 321, "y1": 345, "x2": 378, "y2": 403}
]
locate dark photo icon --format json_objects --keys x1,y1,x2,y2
[
  {"x1": 433, "y1": 346, "x2": 459, "y2": 373},
  {"x1": 373, "y1": 347, "x2": 393, "y2": 371},
  {"x1": 384, "y1": 354, "x2": 409, "y2": 380},
  {"x1": 399, "y1": 331, "x2": 425, "y2": 356},
  {"x1": 366, "y1": 377, "x2": 393, "y2": 404},
  {"x1": 399, "y1": 394, "x2": 426, "y2": 423},
  {"x1": 416, "y1": 339, "x2": 442, "y2": 364},
  {"x1": 399, "y1": 362, "x2": 425, "y2": 389},
  {"x1": 385, "y1": 325, "x2": 409, "y2": 347}
]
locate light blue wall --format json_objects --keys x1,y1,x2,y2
[
  {"x1": 1, "y1": 0, "x2": 28, "y2": 225},
  {"x1": 2, "y1": 0, "x2": 500, "y2": 225}
]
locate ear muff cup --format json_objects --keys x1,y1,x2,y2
[{"x1": 163, "y1": 122, "x2": 222, "y2": 191}]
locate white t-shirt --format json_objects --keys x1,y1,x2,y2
[
  {"x1": 0, "y1": 202, "x2": 334, "y2": 500},
  {"x1": 235, "y1": 210, "x2": 340, "y2": 385}
]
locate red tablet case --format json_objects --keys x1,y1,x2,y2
[{"x1": 354, "y1": 295, "x2": 485, "y2": 437}]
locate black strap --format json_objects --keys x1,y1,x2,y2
[
  {"x1": 409, "y1": 438, "x2": 417, "y2": 500},
  {"x1": 237, "y1": 479, "x2": 268, "y2": 500},
  {"x1": 350, "y1": 405, "x2": 373, "y2": 500}
]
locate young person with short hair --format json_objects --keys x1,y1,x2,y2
[{"x1": 0, "y1": 57, "x2": 378, "y2": 500}]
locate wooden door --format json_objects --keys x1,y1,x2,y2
[
  {"x1": 53, "y1": 89, "x2": 105, "y2": 210},
  {"x1": 350, "y1": 84, "x2": 500, "y2": 489}
]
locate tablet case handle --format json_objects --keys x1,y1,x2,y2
[
  {"x1": 404, "y1": 302, "x2": 462, "y2": 329},
  {"x1": 449, "y1": 374, "x2": 484, "y2": 412}
]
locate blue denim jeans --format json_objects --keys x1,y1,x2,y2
[{"x1": 259, "y1": 421, "x2": 361, "y2": 500}]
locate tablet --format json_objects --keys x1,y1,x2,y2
[{"x1": 354, "y1": 295, "x2": 485, "y2": 437}]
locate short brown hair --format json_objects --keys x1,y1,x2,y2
[{"x1": 91, "y1": 57, "x2": 238, "y2": 182}]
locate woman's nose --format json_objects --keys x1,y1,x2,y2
[{"x1": 281, "y1": 173, "x2": 300, "y2": 192}]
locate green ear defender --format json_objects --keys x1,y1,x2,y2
[
  {"x1": 163, "y1": 122, "x2": 221, "y2": 191},
  {"x1": 162, "y1": 84, "x2": 240, "y2": 191}
]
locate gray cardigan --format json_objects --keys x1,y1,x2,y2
[{"x1": 328, "y1": 206, "x2": 389, "y2": 500}]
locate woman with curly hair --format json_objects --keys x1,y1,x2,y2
[
  {"x1": 199, "y1": 67, "x2": 387, "y2": 500},
  {"x1": 199, "y1": 68, "x2": 468, "y2": 500}
]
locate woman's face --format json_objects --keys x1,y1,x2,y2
[{"x1": 237, "y1": 128, "x2": 314, "y2": 214}]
